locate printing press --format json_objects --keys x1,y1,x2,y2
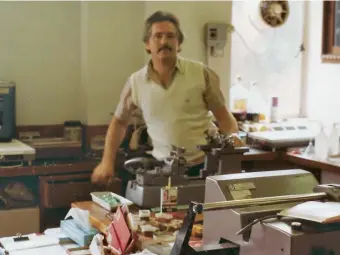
[
  {"x1": 124, "y1": 131, "x2": 249, "y2": 208},
  {"x1": 171, "y1": 169, "x2": 340, "y2": 255}
]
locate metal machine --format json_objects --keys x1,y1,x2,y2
[
  {"x1": 124, "y1": 132, "x2": 249, "y2": 208},
  {"x1": 171, "y1": 169, "x2": 340, "y2": 255},
  {"x1": 244, "y1": 119, "x2": 319, "y2": 150},
  {"x1": 0, "y1": 139, "x2": 35, "y2": 166}
]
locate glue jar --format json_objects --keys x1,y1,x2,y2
[{"x1": 64, "y1": 120, "x2": 82, "y2": 142}]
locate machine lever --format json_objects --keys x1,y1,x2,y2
[
  {"x1": 170, "y1": 202, "x2": 197, "y2": 255},
  {"x1": 194, "y1": 192, "x2": 327, "y2": 212},
  {"x1": 170, "y1": 201, "x2": 239, "y2": 255}
]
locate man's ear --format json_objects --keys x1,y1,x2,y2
[
  {"x1": 145, "y1": 41, "x2": 151, "y2": 53},
  {"x1": 177, "y1": 43, "x2": 182, "y2": 53}
]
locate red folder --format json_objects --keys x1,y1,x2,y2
[
  {"x1": 107, "y1": 221, "x2": 121, "y2": 253},
  {"x1": 113, "y1": 207, "x2": 131, "y2": 252},
  {"x1": 107, "y1": 206, "x2": 135, "y2": 254}
]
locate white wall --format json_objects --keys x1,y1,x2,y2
[
  {"x1": 302, "y1": 1, "x2": 340, "y2": 127},
  {"x1": 0, "y1": 1, "x2": 233, "y2": 126},
  {"x1": 81, "y1": 2, "x2": 145, "y2": 125},
  {"x1": 230, "y1": 0, "x2": 304, "y2": 119},
  {"x1": 0, "y1": 1, "x2": 145, "y2": 126},
  {"x1": 0, "y1": 1, "x2": 81, "y2": 125}
]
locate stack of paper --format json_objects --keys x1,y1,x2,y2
[
  {"x1": 0, "y1": 234, "x2": 60, "y2": 252},
  {"x1": 279, "y1": 201, "x2": 340, "y2": 224},
  {"x1": 44, "y1": 227, "x2": 72, "y2": 243}
]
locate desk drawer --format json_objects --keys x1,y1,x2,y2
[{"x1": 40, "y1": 173, "x2": 121, "y2": 208}]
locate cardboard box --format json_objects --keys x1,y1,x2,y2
[{"x1": 0, "y1": 207, "x2": 40, "y2": 237}]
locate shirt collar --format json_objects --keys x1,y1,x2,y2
[{"x1": 145, "y1": 56, "x2": 184, "y2": 80}]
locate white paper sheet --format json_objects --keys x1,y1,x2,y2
[
  {"x1": 0, "y1": 233, "x2": 59, "y2": 252},
  {"x1": 9, "y1": 245, "x2": 68, "y2": 255}
]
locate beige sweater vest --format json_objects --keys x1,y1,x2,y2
[{"x1": 130, "y1": 58, "x2": 214, "y2": 162}]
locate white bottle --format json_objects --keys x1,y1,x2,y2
[
  {"x1": 247, "y1": 81, "x2": 267, "y2": 116},
  {"x1": 328, "y1": 124, "x2": 339, "y2": 156},
  {"x1": 314, "y1": 126, "x2": 329, "y2": 160},
  {"x1": 229, "y1": 75, "x2": 249, "y2": 113},
  {"x1": 303, "y1": 141, "x2": 315, "y2": 157}
]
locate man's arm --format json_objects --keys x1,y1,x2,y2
[
  {"x1": 92, "y1": 79, "x2": 137, "y2": 184},
  {"x1": 101, "y1": 116, "x2": 129, "y2": 167},
  {"x1": 212, "y1": 106, "x2": 238, "y2": 134},
  {"x1": 203, "y1": 66, "x2": 238, "y2": 135},
  {"x1": 102, "y1": 80, "x2": 137, "y2": 165}
]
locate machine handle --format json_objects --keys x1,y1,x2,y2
[{"x1": 193, "y1": 192, "x2": 327, "y2": 213}]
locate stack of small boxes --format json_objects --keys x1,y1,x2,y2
[{"x1": 127, "y1": 209, "x2": 183, "y2": 239}]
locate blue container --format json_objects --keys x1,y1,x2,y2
[{"x1": 60, "y1": 219, "x2": 98, "y2": 247}]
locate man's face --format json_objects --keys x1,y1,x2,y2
[{"x1": 146, "y1": 21, "x2": 180, "y2": 60}]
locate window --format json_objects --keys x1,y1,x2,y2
[{"x1": 322, "y1": 0, "x2": 340, "y2": 63}]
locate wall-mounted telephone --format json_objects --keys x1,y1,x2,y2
[{"x1": 204, "y1": 23, "x2": 229, "y2": 57}]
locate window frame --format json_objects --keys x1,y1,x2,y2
[{"x1": 321, "y1": 0, "x2": 340, "y2": 63}]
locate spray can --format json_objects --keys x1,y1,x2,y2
[{"x1": 270, "y1": 96, "x2": 279, "y2": 122}]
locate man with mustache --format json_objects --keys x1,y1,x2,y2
[{"x1": 92, "y1": 11, "x2": 239, "y2": 185}]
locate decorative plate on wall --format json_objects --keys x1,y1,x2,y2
[{"x1": 259, "y1": 0, "x2": 289, "y2": 28}]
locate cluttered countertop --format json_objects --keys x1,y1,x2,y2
[
  {"x1": 3, "y1": 169, "x2": 340, "y2": 255},
  {"x1": 70, "y1": 200, "x2": 203, "y2": 254}
]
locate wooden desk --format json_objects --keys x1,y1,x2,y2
[
  {"x1": 283, "y1": 153, "x2": 340, "y2": 173},
  {"x1": 243, "y1": 148, "x2": 278, "y2": 161},
  {"x1": 0, "y1": 159, "x2": 122, "y2": 232},
  {"x1": 283, "y1": 153, "x2": 340, "y2": 183},
  {"x1": 5, "y1": 147, "x2": 340, "y2": 234},
  {"x1": 0, "y1": 159, "x2": 98, "y2": 177}
]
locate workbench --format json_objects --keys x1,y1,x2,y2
[{"x1": 1, "y1": 148, "x2": 340, "y2": 235}]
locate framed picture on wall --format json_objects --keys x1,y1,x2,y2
[{"x1": 322, "y1": 0, "x2": 340, "y2": 63}]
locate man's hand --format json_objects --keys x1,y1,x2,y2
[
  {"x1": 91, "y1": 161, "x2": 114, "y2": 185},
  {"x1": 91, "y1": 116, "x2": 129, "y2": 185},
  {"x1": 230, "y1": 134, "x2": 245, "y2": 147}
]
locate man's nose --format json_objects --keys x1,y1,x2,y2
[{"x1": 160, "y1": 35, "x2": 169, "y2": 45}]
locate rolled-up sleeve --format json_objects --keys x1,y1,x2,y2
[
  {"x1": 203, "y1": 66, "x2": 226, "y2": 111},
  {"x1": 114, "y1": 78, "x2": 138, "y2": 122}
]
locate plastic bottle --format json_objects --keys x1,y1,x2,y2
[
  {"x1": 247, "y1": 81, "x2": 268, "y2": 119},
  {"x1": 303, "y1": 141, "x2": 315, "y2": 157},
  {"x1": 229, "y1": 75, "x2": 249, "y2": 113},
  {"x1": 314, "y1": 126, "x2": 329, "y2": 160},
  {"x1": 328, "y1": 123, "x2": 339, "y2": 156}
]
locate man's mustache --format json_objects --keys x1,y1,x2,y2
[{"x1": 158, "y1": 45, "x2": 172, "y2": 52}]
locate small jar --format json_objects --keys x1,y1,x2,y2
[{"x1": 64, "y1": 120, "x2": 82, "y2": 141}]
